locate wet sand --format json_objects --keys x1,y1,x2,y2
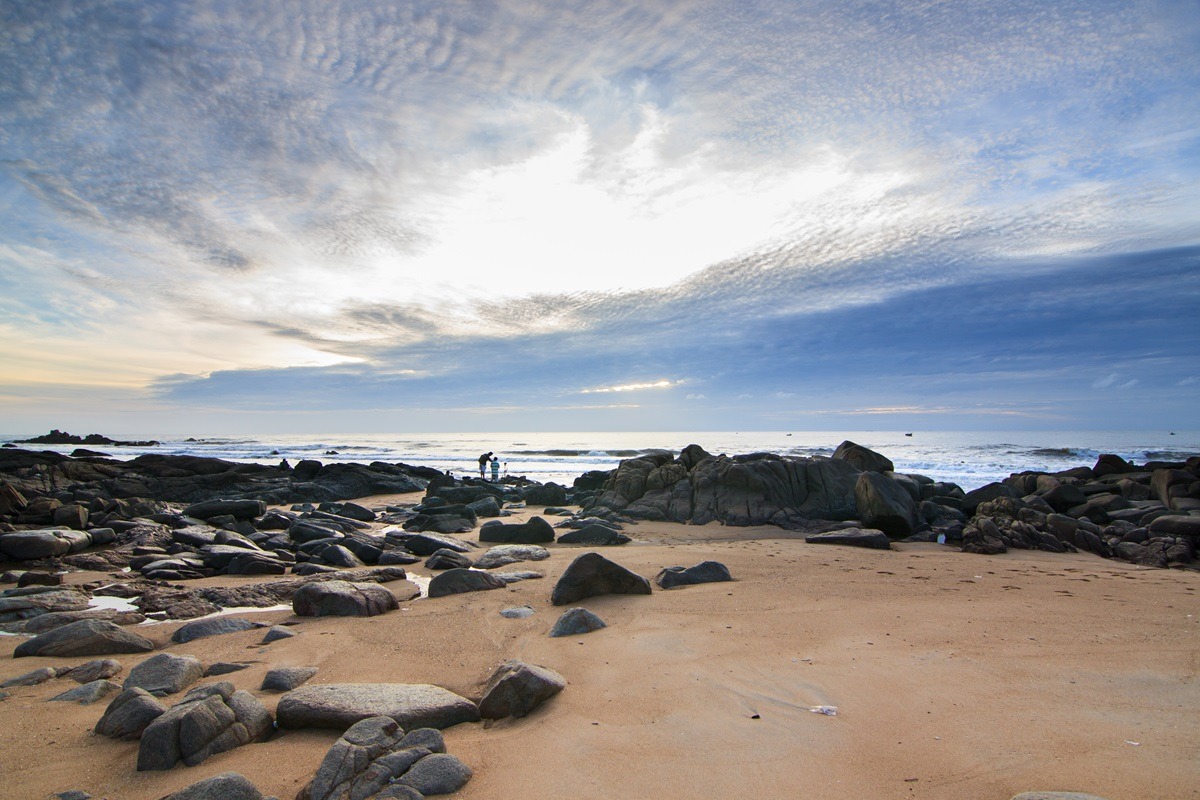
[{"x1": 2, "y1": 500, "x2": 1198, "y2": 800}]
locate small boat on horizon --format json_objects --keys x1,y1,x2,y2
[{"x1": 905, "y1": 432, "x2": 913, "y2": 437}]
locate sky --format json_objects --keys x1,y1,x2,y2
[{"x1": 1, "y1": 0, "x2": 1198, "y2": 435}]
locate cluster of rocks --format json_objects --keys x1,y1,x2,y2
[
  {"x1": 570, "y1": 441, "x2": 1200, "y2": 569},
  {"x1": 955, "y1": 453, "x2": 1200, "y2": 567},
  {"x1": 13, "y1": 429, "x2": 160, "y2": 447}
]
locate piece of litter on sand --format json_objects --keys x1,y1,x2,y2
[
  {"x1": 809, "y1": 705, "x2": 838, "y2": 716},
  {"x1": 1125, "y1": 740, "x2": 1140, "y2": 746}
]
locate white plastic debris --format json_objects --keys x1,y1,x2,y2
[{"x1": 809, "y1": 705, "x2": 838, "y2": 716}]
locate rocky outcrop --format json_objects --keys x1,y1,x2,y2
[
  {"x1": 297, "y1": 716, "x2": 470, "y2": 800},
  {"x1": 805, "y1": 528, "x2": 892, "y2": 550},
  {"x1": 137, "y1": 682, "x2": 273, "y2": 770},
  {"x1": 162, "y1": 771, "x2": 268, "y2": 800}
]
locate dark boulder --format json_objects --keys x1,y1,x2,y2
[
  {"x1": 557, "y1": 525, "x2": 631, "y2": 545},
  {"x1": 854, "y1": 472, "x2": 919, "y2": 538},
  {"x1": 551, "y1": 552, "x2": 652, "y2": 606},
  {"x1": 473, "y1": 544, "x2": 551, "y2": 569},
  {"x1": 654, "y1": 561, "x2": 734, "y2": 589},
  {"x1": 832, "y1": 440, "x2": 894, "y2": 473},
  {"x1": 522, "y1": 482, "x2": 568, "y2": 506},
  {"x1": 427, "y1": 568, "x2": 507, "y2": 597},
  {"x1": 182, "y1": 499, "x2": 266, "y2": 520},
  {"x1": 805, "y1": 528, "x2": 892, "y2": 550},
  {"x1": 293, "y1": 581, "x2": 398, "y2": 617},
  {"x1": 162, "y1": 771, "x2": 266, "y2": 800},
  {"x1": 123, "y1": 652, "x2": 204, "y2": 696},
  {"x1": 95, "y1": 687, "x2": 167, "y2": 739},
  {"x1": 549, "y1": 607, "x2": 607, "y2": 637},
  {"x1": 170, "y1": 617, "x2": 262, "y2": 644},
  {"x1": 15, "y1": 619, "x2": 156, "y2": 658},
  {"x1": 261, "y1": 666, "x2": 318, "y2": 692},
  {"x1": 424, "y1": 548, "x2": 474, "y2": 570},
  {"x1": 478, "y1": 516, "x2": 555, "y2": 544},
  {"x1": 478, "y1": 659, "x2": 566, "y2": 719}
]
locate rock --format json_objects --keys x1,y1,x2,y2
[
  {"x1": 315, "y1": 543, "x2": 365, "y2": 569},
  {"x1": 123, "y1": 653, "x2": 204, "y2": 696},
  {"x1": 522, "y1": 482, "x2": 568, "y2": 506},
  {"x1": 14, "y1": 619, "x2": 155, "y2": 658},
  {"x1": 550, "y1": 552, "x2": 652, "y2": 605},
  {"x1": 0, "y1": 529, "x2": 89, "y2": 560},
  {"x1": 395, "y1": 752, "x2": 473, "y2": 795},
  {"x1": 466, "y1": 495, "x2": 502, "y2": 518},
  {"x1": 170, "y1": 617, "x2": 263, "y2": 644},
  {"x1": 137, "y1": 682, "x2": 273, "y2": 770},
  {"x1": 478, "y1": 516, "x2": 556, "y2": 544},
  {"x1": 832, "y1": 440, "x2": 894, "y2": 472},
  {"x1": 549, "y1": 607, "x2": 607, "y2": 637},
  {"x1": 805, "y1": 528, "x2": 893, "y2": 550},
  {"x1": 425, "y1": 548, "x2": 474, "y2": 570},
  {"x1": 654, "y1": 560, "x2": 734, "y2": 589},
  {"x1": 16, "y1": 570, "x2": 64, "y2": 587},
  {"x1": 95, "y1": 687, "x2": 168, "y2": 739},
  {"x1": 205, "y1": 663, "x2": 251, "y2": 677},
  {"x1": 276, "y1": 683, "x2": 481, "y2": 731},
  {"x1": 302, "y1": 716, "x2": 417, "y2": 800},
  {"x1": 182, "y1": 499, "x2": 267, "y2": 520},
  {"x1": 2, "y1": 666, "x2": 61, "y2": 687},
  {"x1": 261, "y1": 666, "x2": 318, "y2": 692},
  {"x1": 427, "y1": 568, "x2": 507, "y2": 597},
  {"x1": 261, "y1": 625, "x2": 297, "y2": 643},
  {"x1": 473, "y1": 544, "x2": 551, "y2": 569},
  {"x1": 391, "y1": 532, "x2": 477, "y2": 556},
  {"x1": 22, "y1": 607, "x2": 147, "y2": 634},
  {"x1": 162, "y1": 771, "x2": 266, "y2": 800},
  {"x1": 52, "y1": 503, "x2": 89, "y2": 530},
  {"x1": 1148, "y1": 515, "x2": 1200, "y2": 537},
  {"x1": 399, "y1": 727, "x2": 446, "y2": 752},
  {"x1": 855, "y1": 472, "x2": 919, "y2": 537},
  {"x1": 478, "y1": 659, "x2": 566, "y2": 719},
  {"x1": 68, "y1": 659, "x2": 123, "y2": 683},
  {"x1": 962, "y1": 482, "x2": 1024, "y2": 516},
  {"x1": 557, "y1": 524, "x2": 631, "y2": 545},
  {"x1": 500, "y1": 605, "x2": 535, "y2": 619},
  {"x1": 49, "y1": 679, "x2": 121, "y2": 704},
  {"x1": 293, "y1": 580, "x2": 399, "y2": 617}
]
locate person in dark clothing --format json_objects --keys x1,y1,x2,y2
[{"x1": 478, "y1": 452, "x2": 493, "y2": 479}]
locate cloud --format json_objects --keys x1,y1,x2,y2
[{"x1": 1, "y1": 1, "x2": 1198, "y2": 430}]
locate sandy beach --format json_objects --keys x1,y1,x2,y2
[{"x1": 2, "y1": 494, "x2": 1197, "y2": 800}]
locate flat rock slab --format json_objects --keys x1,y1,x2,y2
[
  {"x1": 170, "y1": 617, "x2": 262, "y2": 644},
  {"x1": 556, "y1": 525, "x2": 631, "y2": 545},
  {"x1": 276, "y1": 683, "x2": 481, "y2": 731},
  {"x1": 15, "y1": 619, "x2": 155, "y2": 658},
  {"x1": 472, "y1": 544, "x2": 551, "y2": 570},
  {"x1": 805, "y1": 529, "x2": 893, "y2": 550},
  {"x1": 550, "y1": 552, "x2": 652, "y2": 606}
]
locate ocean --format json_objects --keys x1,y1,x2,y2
[{"x1": 4, "y1": 431, "x2": 1197, "y2": 492}]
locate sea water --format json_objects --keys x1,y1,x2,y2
[{"x1": 3, "y1": 431, "x2": 1196, "y2": 492}]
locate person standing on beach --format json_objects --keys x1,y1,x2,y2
[
  {"x1": 490, "y1": 456, "x2": 500, "y2": 482},
  {"x1": 478, "y1": 452, "x2": 493, "y2": 479}
]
